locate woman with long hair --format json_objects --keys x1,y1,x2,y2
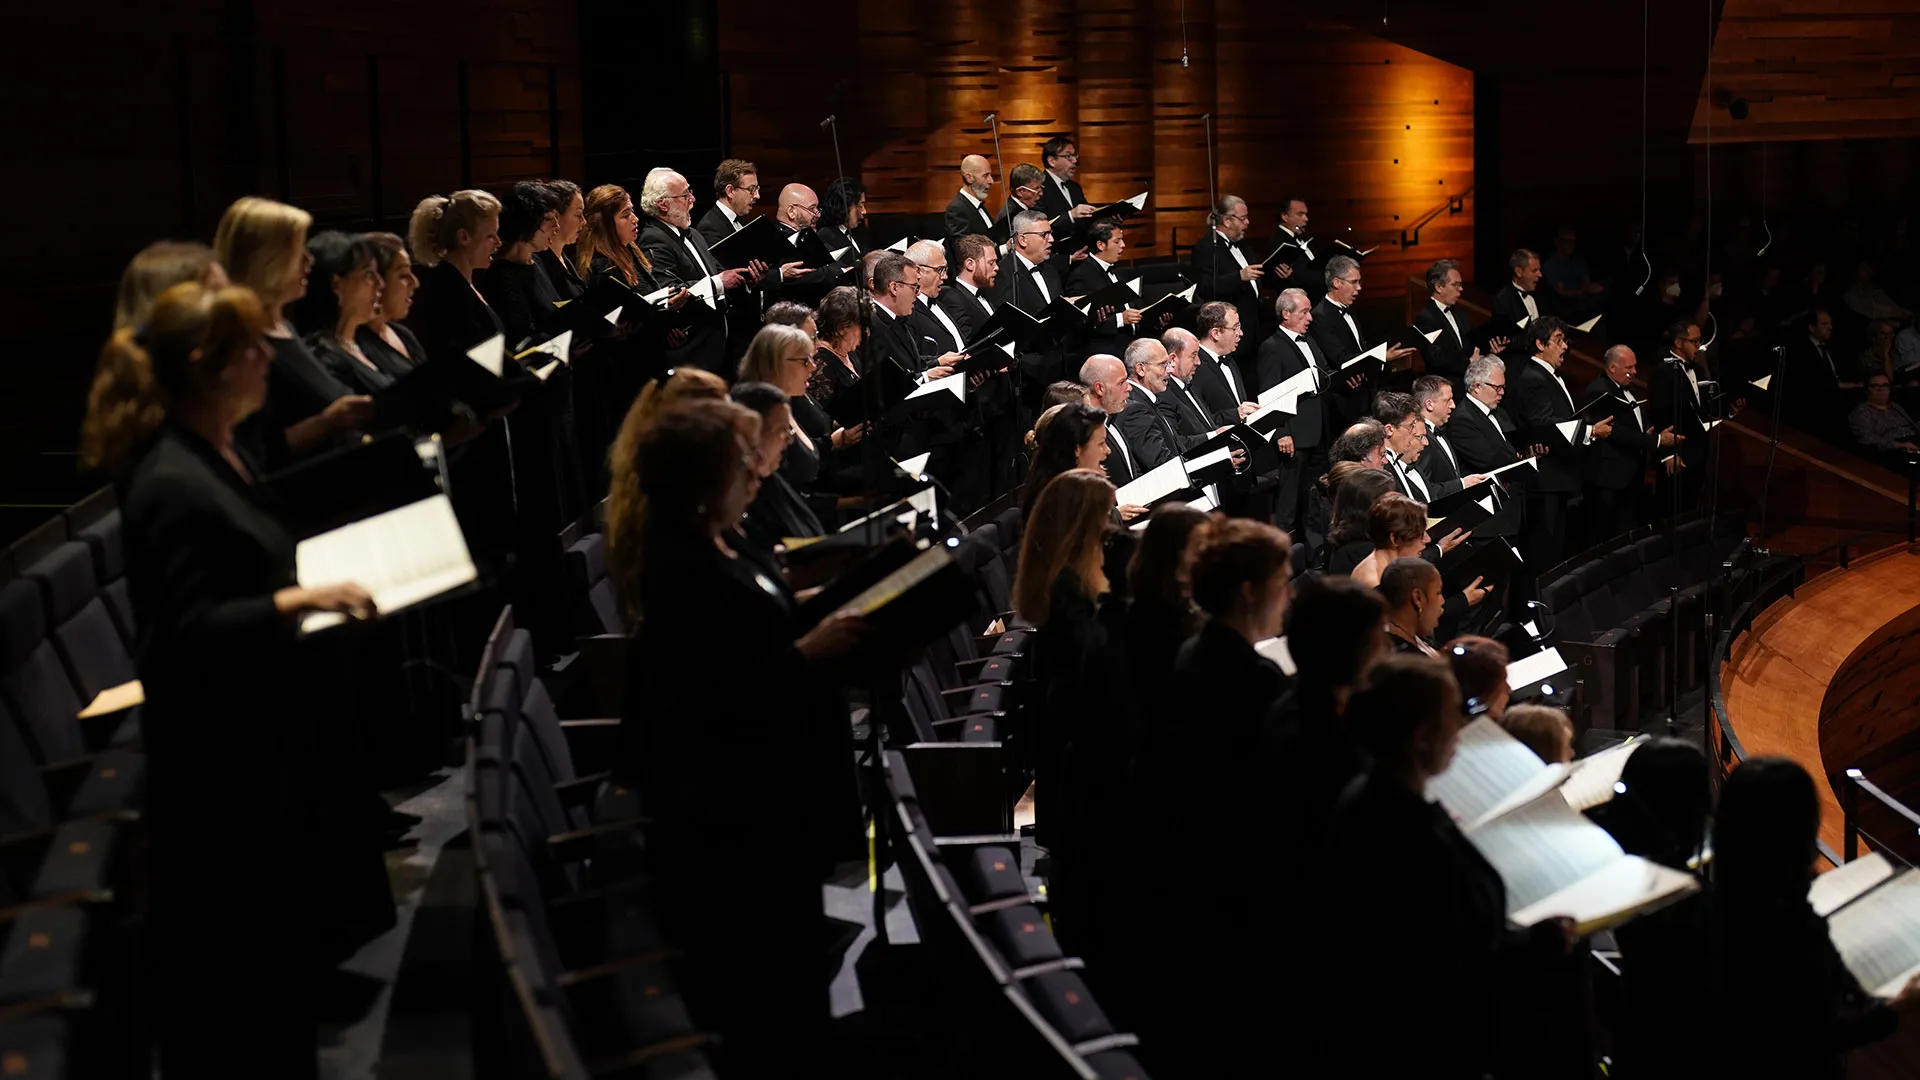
[
  {"x1": 357, "y1": 232, "x2": 425, "y2": 378},
  {"x1": 807, "y1": 285, "x2": 864, "y2": 413},
  {"x1": 214, "y1": 195, "x2": 372, "y2": 465},
  {"x1": 294, "y1": 231, "x2": 390, "y2": 394},
  {"x1": 1021, "y1": 402, "x2": 1111, "y2": 518},
  {"x1": 405, "y1": 189, "x2": 504, "y2": 363},
  {"x1": 113, "y1": 241, "x2": 227, "y2": 330},
  {"x1": 536, "y1": 178, "x2": 587, "y2": 300},
  {"x1": 92, "y1": 281, "x2": 389, "y2": 1075},
  {"x1": 817, "y1": 176, "x2": 868, "y2": 255},
  {"x1": 604, "y1": 367, "x2": 731, "y2": 610},
  {"x1": 619, "y1": 398, "x2": 877, "y2": 1076},
  {"x1": 1322, "y1": 465, "x2": 1396, "y2": 574}
]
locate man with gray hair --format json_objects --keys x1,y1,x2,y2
[
  {"x1": 1447, "y1": 353, "x2": 1523, "y2": 476},
  {"x1": 1312, "y1": 253, "x2": 1417, "y2": 428},
  {"x1": 998, "y1": 163, "x2": 1046, "y2": 237},
  {"x1": 1080, "y1": 353, "x2": 1139, "y2": 484},
  {"x1": 1414, "y1": 257, "x2": 1500, "y2": 387},
  {"x1": 995, "y1": 209, "x2": 1069, "y2": 397},
  {"x1": 1158, "y1": 327, "x2": 1215, "y2": 451},
  {"x1": 1112, "y1": 338, "x2": 1181, "y2": 471},
  {"x1": 1255, "y1": 286, "x2": 1327, "y2": 529},
  {"x1": 1194, "y1": 194, "x2": 1270, "y2": 356},
  {"x1": 639, "y1": 167, "x2": 750, "y2": 374}
]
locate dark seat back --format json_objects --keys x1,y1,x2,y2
[
  {"x1": 0, "y1": 579, "x2": 86, "y2": 763},
  {"x1": 25, "y1": 542, "x2": 135, "y2": 703}
]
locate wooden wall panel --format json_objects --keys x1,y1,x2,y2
[{"x1": 719, "y1": 0, "x2": 1473, "y2": 282}]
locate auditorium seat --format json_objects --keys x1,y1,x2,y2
[
  {"x1": 0, "y1": 905, "x2": 90, "y2": 1010},
  {"x1": 21, "y1": 543, "x2": 136, "y2": 706},
  {"x1": 559, "y1": 531, "x2": 625, "y2": 639},
  {"x1": 0, "y1": 1016, "x2": 67, "y2": 1080},
  {"x1": 0, "y1": 580, "x2": 135, "y2": 765},
  {"x1": 0, "y1": 699, "x2": 141, "y2": 838},
  {"x1": 68, "y1": 510, "x2": 133, "y2": 650}
]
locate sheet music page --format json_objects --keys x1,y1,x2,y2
[
  {"x1": 1265, "y1": 365, "x2": 1320, "y2": 404},
  {"x1": 1827, "y1": 870, "x2": 1920, "y2": 997},
  {"x1": 836, "y1": 546, "x2": 950, "y2": 617},
  {"x1": 1343, "y1": 341, "x2": 1390, "y2": 368},
  {"x1": 79, "y1": 680, "x2": 145, "y2": 719},
  {"x1": 1560, "y1": 736, "x2": 1645, "y2": 812},
  {"x1": 1507, "y1": 647, "x2": 1568, "y2": 690},
  {"x1": 467, "y1": 335, "x2": 505, "y2": 376},
  {"x1": 1811, "y1": 853, "x2": 1897, "y2": 919},
  {"x1": 296, "y1": 494, "x2": 477, "y2": 633},
  {"x1": 1510, "y1": 854, "x2": 1699, "y2": 934},
  {"x1": 1423, "y1": 327, "x2": 1445, "y2": 343},
  {"x1": 907, "y1": 371, "x2": 966, "y2": 402},
  {"x1": 895, "y1": 452, "x2": 932, "y2": 476},
  {"x1": 1464, "y1": 790, "x2": 1625, "y2": 915},
  {"x1": 1253, "y1": 636, "x2": 1297, "y2": 676},
  {"x1": 1426, "y1": 718, "x2": 1567, "y2": 829},
  {"x1": 1186, "y1": 444, "x2": 1233, "y2": 475},
  {"x1": 1116, "y1": 456, "x2": 1191, "y2": 507}
]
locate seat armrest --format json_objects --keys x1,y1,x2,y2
[{"x1": 559, "y1": 719, "x2": 621, "y2": 774}]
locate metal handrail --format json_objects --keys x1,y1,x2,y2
[{"x1": 1400, "y1": 185, "x2": 1474, "y2": 250}]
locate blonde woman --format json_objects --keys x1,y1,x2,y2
[
  {"x1": 406, "y1": 189, "x2": 504, "y2": 364},
  {"x1": 213, "y1": 195, "x2": 372, "y2": 462}
]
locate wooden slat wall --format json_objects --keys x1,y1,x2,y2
[
  {"x1": 1690, "y1": 0, "x2": 1920, "y2": 144},
  {"x1": 718, "y1": 1, "x2": 1474, "y2": 286}
]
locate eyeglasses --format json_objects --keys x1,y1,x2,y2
[
  {"x1": 1052, "y1": 152, "x2": 1080, "y2": 161},
  {"x1": 1486, "y1": 382, "x2": 1507, "y2": 391},
  {"x1": 924, "y1": 264, "x2": 949, "y2": 277},
  {"x1": 1336, "y1": 277, "x2": 1361, "y2": 287},
  {"x1": 1020, "y1": 230, "x2": 1053, "y2": 240},
  {"x1": 735, "y1": 184, "x2": 761, "y2": 195},
  {"x1": 795, "y1": 204, "x2": 821, "y2": 216},
  {"x1": 785, "y1": 352, "x2": 818, "y2": 368},
  {"x1": 663, "y1": 191, "x2": 696, "y2": 204}
]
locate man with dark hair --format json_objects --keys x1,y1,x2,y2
[
  {"x1": 1492, "y1": 247, "x2": 1551, "y2": 328},
  {"x1": 942, "y1": 232, "x2": 1019, "y2": 498},
  {"x1": 1650, "y1": 319, "x2": 1714, "y2": 510},
  {"x1": 1584, "y1": 344, "x2": 1673, "y2": 543},
  {"x1": 1190, "y1": 301, "x2": 1259, "y2": 426},
  {"x1": 1329, "y1": 420, "x2": 1388, "y2": 470},
  {"x1": 998, "y1": 162, "x2": 1045, "y2": 235},
  {"x1": 1264, "y1": 196, "x2": 1324, "y2": 301},
  {"x1": 945, "y1": 155, "x2": 1000, "y2": 252},
  {"x1": 696, "y1": 159, "x2": 775, "y2": 367},
  {"x1": 1313, "y1": 255, "x2": 1416, "y2": 429},
  {"x1": 1415, "y1": 257, "x2": 1497, "y2": 387},
  {"x1": 817, "y1": 176, "x2": 867, "y2": 255},
  {"x1": 1782, "y1": 306, "x2": 1851, "y2": 435},
  {"x1": 1508, "y1": 316, "x2": 1613, "y2": 568},
  {"x1": 1039, "y1": 136, "x2": 1095, "y2": 223},
  {"x1": 1195, "y1": 195, "x2": 1272, "y2": 357},
  {"x1": 1374, "y1": 391, "x2": 1436, "y2": 502},
  {"x1": 1067, "y1": 221, "x2": 1142, "y2": 361},
  {"x1": 941, "y1": 233, "x2": 999, "y2": 343}
]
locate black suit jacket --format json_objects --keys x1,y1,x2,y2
[
  {"x1": 768, "y1": 220, "x2": 848, "y2": 306},
  {"x1": 1648, "y1": 356, "x2": 1712, "y2": 469},
  {"x1": 1262, "y1": 225, "x2": 1325, "y2": 302},
  {"x1": 1115, "y1": 384, "x2": 1177, "y2": 472},
  {"x1": 1447, "y1": 398, "x2": 1522, "y2": 475},
  {"x1": 992, "y1": 253, "x2": 1065, "y2": 316},
  {"x1": 908, "y1": 294, "x2": 965, "y2": 364},
  {"x1": 408, "y1": 260, "x2": 507, "y2": 367},
  {"x1": 863, "y1": 306, "x2": 921, "y2": 378},
  {"x1": 1253, "y1": 329, "x2": 1327, "y2": 449},
  {"x1": 1190, "y1": 347, "x2": 1253, "y2": 427},
  {"x1": 1066, "y1": 257, "x2": 1136, "y2": 360},
  {"x1": 1159, "y1": 377, "x2": 1214, "y2": 453},
  {"x1": 1418, "y1": 420, "x2": 1469, "y2": 495},
  {"x1": 1582, "y1": 375, "x2": 1657, "y2": 490},
  {"x1": 944, "y1": 190, "x2": 999, "y2": 247},
  {"x1": 1414, "y1": 298, "x2": 1476, "y2": 384},
  {"x1": 1036, "y1": 171, "x2": 1088, "y2": 268},
  {"x1": 1193, "y1": 230, "x2": 1265, "y2": 347},
  {"x1": 693, "y1": 203, "x2": 740, "y2": 248},
  {"x1": 938, "y1": 279, "x2": 995, "y2": 345},
  {"x1": 1506, "y1": 357, "x2": 1585, "y2": 494},
  {"x1": 638, "y1": 217, "x2": 729, "y2": 372},
  {"x1": 1102, "y1": 419, "x2": 1141, "y2": 487},
  {"x1": 995, "y1": 198, "x2": 1040, "y2": 246},
  {"x1": 1491, "y1": 282, "x2": 1551, "y2": 329},
  {"x1": 1310, "y1": 297, "x2": 1374, "y2": 425}
]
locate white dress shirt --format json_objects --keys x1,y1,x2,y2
[
  {"x1": 1200, "y1": 346, "x2": 1244, "y2": 401},
  {"x1": 1014, "y1": 253, "x2": 1050, "y2": 304},
  {"x1": 1426, "y1": 420, "x2": 1461, "y2": 472},
  {"x1": 1531, "y1": 356, "x2": 1594, "y2": 445},
  {"x1": 1387, "y1": 449, "x2": 1432, "y2": 501},
  {"x1": 960, "y1": 188, "x2": 995, "y2": 231},
  {"x1": 918, "y1": 293, "x2": 965, "y2": 352},
  {"x1": 1329, "y1": 300, "x2": 1363, "y2": 350},
  {"x1": 1519, "y1": 289, "x2": 1540, "y2": 320},
  {"x1": 1091, "y1": 255, "x2": 1127, "y2": 327},
  {"x1": 1106, "y1": 423, "x2": 1135, "y2": 476},
  {"x1": 1434, "y1": 299, "x2": 1465, "y2": 347},
  {"x1": 717, "y1": 203, "x2": 743, "y2": 232},
  {"x1": 957, "y1": 277, "x2": 994, "y2": 316}
]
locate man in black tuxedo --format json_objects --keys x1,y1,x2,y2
[
  {"x1": 945, "y1": 155, "x2": 1002, "y2": 258},
  {"x1": 1506, "y1": 317, "x2": 1615, "y2": 570},
  {"x1": 864, "y1": 253, "x2": 930, "y2": 378},
  {"x1": 638, "y1": 167, "x2": 751, "y2": 375},
  {"x1": 1254, "y1": 288, "x2": 1328, "y2": 530},
  {"x1": 1081, "y1": 354, "x2": 1141, "y2": 487},
  {"x1": 1037, "y1": 135, "x2": 1096, "y2": 273},
  {"x1": 1414, "y1": 258, "x2": 1501, "y2": 388},
  {"x1": 1412, "y1": 375, "x2": 1489, "y2": 499},
  {"x1": 1263, "y1": 196, "x2": 1325, "y2": 303},
  {"x1": 903, "y1": 240, "x2": 969, "y2": 365},
  {"x1": 693, "y1": 161, "x2": 779, "y2": 371},
  {"x1": 1491, "y1": 248, "x2": 1552, "y2": 330},
  {"x1": 993, "y1": 210, "x2": 1071, "y2": 401},
  {"x1": 1583, "y1": 344, "x2": 1675, "y2": 545},
  {"x1": 1312, "y1": 255, "x2": 1417, "y2": 430},
  {"x1": 997, "y1": 163, "x2": 1046, "y2": 240},
  {"x1": 905, "y1": 239, "x2": 988, "y2": 510},
  {"x1": 1193, "y1": 195, "x2": 1271, "y2": 361},
  {"x1": 766, "y1": 183, "x2": 851, "y2": 309},
  {"x1": 941, "y1": 234, "x2": 1021, "y2": 499},
  {"x1": 1115, "y1": 338, "x2": 1182, "y2": 472},
  {"x1": 1781, "y1": 307, "x2": 1853, "y2": 436},
  {"x1": 1189, "y1": 302, "x2": 1258, "y2": 427},
  {"x1": 1066, "y1": 221, "x2": 1143, "y2": 362},
  {"x1": 1159, "y1": 328, "x2": 1217, "y2": 453},
  {"x1": 1449, "y1": 355, "x2": 1523, "y2": 475},
  {"x1": 1649, "y1": 319, "x2": 1719, "y2": 512}
]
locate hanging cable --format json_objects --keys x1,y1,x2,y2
[
  {"x1": 1702, "y1": 0, "x2": 1716, "y2": 349},
  {"x1": 1635, "y1": 0, "x2": 1653, "y2": 295},
  {"x1": 1180, "y1": 0, "x2": 1190, "y2": 68}
]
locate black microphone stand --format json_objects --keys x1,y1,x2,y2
[
  {"x1": 1754, "y1": 345, "x2": 1788, "y2": 552},
  {"x1": 1662, "y1": 354, "x2": 1687, "y2": 739},
  {"x1": 1697, "y1": 371, "x2": 1733, "y2": 761}
]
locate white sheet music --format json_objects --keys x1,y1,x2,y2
[
  {"x1": 603, "y1": 305, "x2": 623, "y2": 326},
  {"x1": 1253, "y1": 636, "x2": 1297, "y2": 675},
  {"x1": 1422, "y1": 327, "x2": 1445, "y2": 343},
  {"x1": 1343, "y1": 340, "x2": 1390, "y2": 368},
  {"x1": 1752, "y1": 374, "x2": 1773, "y2": 391},
  {"x1": 518, "y1": 330, "x2": 573, "y2": 366},
  {"x1": 1574, "y1": 315, "x2": 1603, "y2": 333},
  {"x1": 1265, "y1": 365, "x2": 1321, "y2": 404},
  {"x1": 1186, "y1": 444, "x2": 1234, "y2": 475},
  {"x1": 1123, "y1": 191, "x2": 1148, "y2": 210},
  {"x1": 642, "y1": 285, "x2": 677, "y2": 308},
  {"x1": 1116, "y1": 456, "x2": 1191, "y2": 507},
  {"x1": 1811, "y1": 853, "x2": 1897, "y2": 919},
  {"x1": 1507, "y1": 647, "x2": 1568, "y2": 690},
  {"x1": 1427, "y1": 718, "x2": 1571, "y2": 830},
  {"x1": 894, "y1": 452, "x2": 932, "y2": 476},
  {"x1": 1560, "y1": 736, "x2": 1645, "y2": 812},
  {"x1": 296, "y1": 495, "x2": 477, "y2": 633},
  {"x1": 1827, "y1": 870, "x2": 1920, "y2": 997},
  {"x1": 1485, "y1": 455, "x2": 1543, "y2": 479},
  {"x1": 467, "y1": 335, "x2": 505, "y2": 376},
  {"x1": 907, "y1": 371, "x2": 967, "y2": 402},
  {"x1": 1509, "y1": 855, "x2": 1698, "y2": 935},
  {"x1": 1465, "y1": 791, "x2": 1626, "y2": 915}
]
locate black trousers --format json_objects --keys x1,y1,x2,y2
[
  {"x1": 1585, "y1": 483, "x2": 1641, "y2": 548},
  {"x1": 1525, "y1": 490, "x2": 1572, "y2": 574}
]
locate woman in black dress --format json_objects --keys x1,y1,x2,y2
[
  {"x1": 611, "y1": 397, "x2": 874, "y2": 1078},
  {"x1": 404, "y1": 189, "x2": 505, "y2": 363},
  {"x1": 89, "y1": 282, "x2": 390, "y2": 1076},
  {"x1": 357, "y1": 232, "x2": 425, "y2": 379},
  {"x1": 808, "y1": 285, "x2": 865, "y2": 416},
  {"x1": 1321, "y1": 464, "x2": 1394, "y2": 575},
  {"x1": 1712, "y1": 757, "x2": 1920, "y2": 1078},
  {"x1": 480, "y1": 180, "x2": 564, "y2": 348},
  {"x1": 535, "y1": 178, "x2": 586, "y2": 301},
  {"x1": 294, "y1": 231, "x2": 392, "y2": 395},
  {"x1": 1020, "y1": 403, "x2": 1112, "y2": 519},
  {"x1": 728, "y1": 380, "x2": 823, "y2": 556},
  {"x1": 214, "y1": 196, "x2": 373, "y2": 467}
]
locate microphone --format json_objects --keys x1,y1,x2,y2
[
  {"x1": 819, "y1": 115, "x2": 836, "y2": 129},
  {"x1": 983, "y1": 111, "x2": 997, "y2": 123}
]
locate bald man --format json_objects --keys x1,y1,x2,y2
[
  {"x1": 1080, "y1": 353, "x2": 1140, "y2": 485},
  {"x1": 1158, "y1": 327, "x2": 1215, "y2": 452},
  {"x1": 945, "y1": 155, "x2": 1000, "y2": 254},
  {"x1": 768, "y1": 183, "x2": 847, "y2": 305}
]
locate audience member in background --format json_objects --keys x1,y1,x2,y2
[
  {"x1": 1013, "y1": 468, "x2": 1116, "y2": 850},
  {"x1": 359, "y1": 233, "x2": 425, "y2": 378},
  {"x1": 216, "y1": 196, "x2": 370, "y2": 464},
  {"x1": 1444, "y1": 634, "x2": 1511, "y2": 719},
  {"x1": 536, "y1": 178, "x2": 586, "y2": 299},
  {"x1": 1133, "y1": 517, "x2": 1293, "y2": 1075},
  {"x1": 1854, "y1": 318, "x2": 1899, "y2": 383},
  {"x1": 1843, "y1": 259, "x2": 1912, "y2": 323},
  {"x1": 1591, "y1": 738, "x2": 1715, "y2": 1080},
  {"x1": 1021, "y1": 403, "x2": 1113, "y2": 518},
  {"x1": 406, "y1": 189, "x2": 505, "y2": 363},
  {"x1": 1542, "y1": 226, "x2": 1605, "y2": 324},
  {"x1": 1894, "y1": 321, "x2": 1920, "y2": 380},
  {"x1": 603, "y1": 368, "x2": 730, "y2": 610},
  {"x1": 1321, "y1": 466, "x2": 1396, "y2": 574},
  {"x1": 808, "y1": 285, "x2": 864, "y2": 413},
  {"x1": 1784, "y1": 308, "x2": 1850, "y2": 436},
  {"x1": 101, "y1": 281, "x2": 389, "y2": 1076},
  {"x1": 296, "y1": 231, "x2": 391, "y2": 394},
  {"x1": 481, "y1": 180, "x2": 564, "y2": 347},
  {"x1": 1498, "y1": 703, "x2": 1575, "y2": 763},
  {"x1": 1377, "y1": 556, "x2": 1443, "y2": 656},
  {"x1": 729, "y1": 380, "x2": 822, "y2": 556},
  {"x1": 1712, "y1": 757, "x2": 1920, "y2": 1076},
  {"x1": 1325, "y1": 655, "x2": 1575, "y2": 1078},
  {"x1": 619, "y1": 398, "x2": 876, "y2": 1076},
  {"x1": 113, "y1": 241, "x2": 227, "y2": 330},
  {"x1": 1849, "y1": 373, "x2": 1920, "y2": 460}
]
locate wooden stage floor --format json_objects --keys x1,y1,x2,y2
[{"x1": 1722, "y1": 544, "x2": 1920, "y2": 859}]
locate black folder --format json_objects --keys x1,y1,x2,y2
[
  {"x1": 1425, "y1": 489, "x2": 1498, "y2": 543},
  {"x1": 706, "y1": 215, "x2": 791, "y2": 271},
  {"x1": 1075, "y1": 277, "x2": 1143, "y2": 322},
  {"x1": 1259, "y1": 241, "x2": 1311, "y2": 273},
  {"x1": 1440, "y1": 537, "x2": 1522, "y2": 594},
  {"x1": 548, "y1": 272, "x2": 636, "y2": 337},
  {"x1": 371, "y1": 353, "x2": 534, "y2": 433},
  {"x1": 264, "y1": 432, "x2": 442, "y2": 540}
]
